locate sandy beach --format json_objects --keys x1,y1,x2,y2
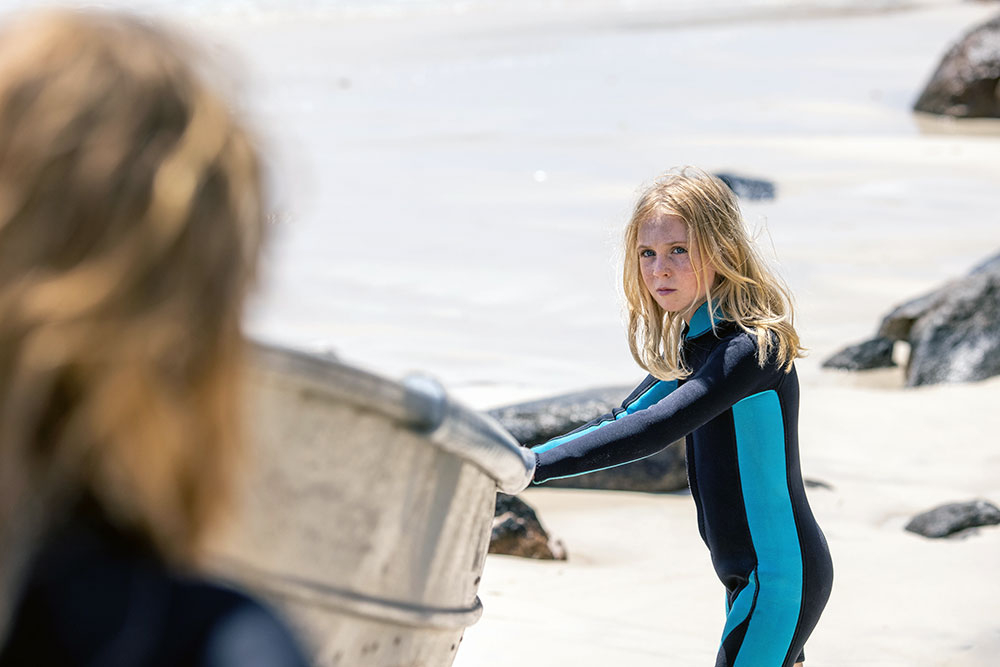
[
  {"x1": 5, "y1": 0, "x2": 995, "y2": 664},
  {"x1": 204, "y1": 1, "x2": 999, "y2": 664}
]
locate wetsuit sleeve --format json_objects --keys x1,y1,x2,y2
[
  {"x1": 530, "y1": 373, "x2": 679, "y2": 457},
  {"x1": 533, "y1": 333, "x2": 784, "y2": 484}
]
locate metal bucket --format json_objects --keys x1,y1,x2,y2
[{"x1": 211, "y1": 341, "x2": 535, "y2": 666}]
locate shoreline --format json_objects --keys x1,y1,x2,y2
[{"x1": 180, "y1": 0, "x2": 987, "y2": 25}]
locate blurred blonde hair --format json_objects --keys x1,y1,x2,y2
[
  {"x1": 0, "y1": 6, "x2": 265, "y2": 591},
  {"x1": 623, "y1": 167, "x2": 804, "y2": 380}
]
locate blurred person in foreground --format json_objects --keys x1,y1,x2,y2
[{"x1": 0, "y1": 10, "x2": 309, "y2": 666}]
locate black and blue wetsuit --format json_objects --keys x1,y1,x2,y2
[{"x1": 532, "y1": 301, "x2": 833, "y2": 667}]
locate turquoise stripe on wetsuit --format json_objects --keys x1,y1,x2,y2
[
  {"x1": 728, "y1": 390, "x2": 803, "y2": 666},
  {"x1": 531, "y1": 302, "x2": 833, "y2": 666},
  {"x1": 532, "y1": 377, "x2": 677, "y2": 459}
]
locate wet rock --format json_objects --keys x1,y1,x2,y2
[
  {"x1": 713, "y1": 172, "x2": 777, "y2": 201},
  {"x1": 904, "y1": 499, "x2": 1000, "y2": 538},
  {"x1": 804, "y1": 478, "x2": 835, "y2": 491},
  {"x1": 970, "y1": 251, "x2": 1000, "y2": 276},
  {"x1": 489, "y1": 388, "x2": 688, "y2": 492},
  {"x1": 488, "y1": 386, "x2": 629, "y2": 445},
  {"x1": 832, "y1": 250, "x2": 1000, "y2": 386},
  {"x1": 489, "y1": 493, "x2": 566, "y2": 560},
  {"x1": 904, "y1": 270, "x2": 1000, "y2": 386},
  {"x1": 878, "y1": 289, "x2": 949, "y2": 342},
  {"x1": 878, "y1": 252, "x2": 1000, "y2": 343},
  {"x1": 544, "y1": 443, "x2": 687, "y2": 493},
  {"x1": 913, "y1": 13, "x2": 1000, "y2": 118},
  {"x1": 822, "y1": 337, "x2": 896, "y2": 371}
]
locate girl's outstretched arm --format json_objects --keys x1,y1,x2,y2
[
  {"x1": 532, "y1": 333, "x2": 783, "y2": 483},
  {"x1": 530, "y1": 374, "x2": 678, "y2": 455}
]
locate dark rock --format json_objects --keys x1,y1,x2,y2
[
  {"x1": 878, "y1": 289, "x2": 950, "y2": 342},
  {"x1": 866, "y1": 250, "x2": 1000, "y2": 386},
  {"x1": 822, "y1": 337, "x2": 896, "y2": 371},
  {"x1": 713, "y1": 172, "x2": 777, "y2": 201},
  {"x1": 489, "y1": 493, "x2": 566, "y2": 560},
  {"x1": 804, "y1": 478, "x2": 835, "y2": 491},
  {"x1": 904, "y1": 499, "x2": 1000, "y2": 538},
  {"x1": 905, "y1": 263, "x2": 1000, "y2": 386},
  {"x1": 913, "y1": 13, "x2": 1000, "y2": 118},
  {"x1": 488, "y1": 386, "x2": 630, "y2": 445},
  {"x1": 970, "y1": 251, "x2": 1000, "y2": 275},
  {"x1": 879, "y1": 252, "x2": 1000, "y2": 342},
  {"x1": 877, "y1": 252, "x2": 1000, "y2": 341},
  {"x1": 488, "y1": 387, "x2": 688, "y2": 492},
  {"x1": 544, "y1": 442, "x2": 687, "y2": 493}
]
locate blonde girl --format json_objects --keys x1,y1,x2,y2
[
  {"x1": 531, "y1": 167, "x2": 833, "y2": 667},
  {"x1": 0, "y1": 10, "x2": 308, "y2": 665}
]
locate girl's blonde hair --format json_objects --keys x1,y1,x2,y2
[
  {"x1": 0, "y1": 6, "x2": 264, "y2": 590},
  {"x1": 623, "y1": 167, "x2": 804, "y2": 380}
]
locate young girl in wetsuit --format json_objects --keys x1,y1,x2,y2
[{"x1": 531, "y1": 167, "x2": 833, "y2": 667}]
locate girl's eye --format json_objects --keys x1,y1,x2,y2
[
  {"x1": 671, "y1": 246, "x2": 688, "y2": 255},
  {"x1": 640, "y1": 249, "x2": 655, "y2": 258}
]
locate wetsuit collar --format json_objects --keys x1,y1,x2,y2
[{"x1": 683, "y1": 300, "x2": 724, "y2": 339}]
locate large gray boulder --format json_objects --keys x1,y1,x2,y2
[
  {"x1": 488, "y1": 386, "x2": 630, "y2": 445},
  {"x1": 879, "y1": 251, "x2": 1000, "y2": 386},
  {"x1": 488, "y1": 387, "x2": 689, "y2": 492},
  {"x1": 825, "y1": 250, "x2": 1000, "y2": 386},
  {"x1": 913, "y1": 13, "x2": 1000, "y2": 118}
]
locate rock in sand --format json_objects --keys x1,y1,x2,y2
[
  {"x1": 824, "y1": 250, "x2": 1000, "y2": 386},
  {"x1": 905, "y1": 499, "x2": 1000, "y2": 538},
  {"x1": 490, "y1": 493, "x2": 566, "y2": 560},
  {"x1": 821, "y1": 336, "x2": 896, "y2": 371},
  {"x1": 913, "y1": 13, "x2": 1000, "y2": 118}
]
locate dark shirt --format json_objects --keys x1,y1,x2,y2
[{"x1": 0, "y1": 503, "x2": 310, "y2": 667}]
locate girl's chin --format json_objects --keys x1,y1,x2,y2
[
  {"x1": 658, "y1": 300, "x2": 701, "y2": 320},
  {"x1": 656, "y1": 298, "x2": 692, "y2": 312}
]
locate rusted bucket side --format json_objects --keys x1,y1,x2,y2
[{"x1": 210, "y1": 342, "x2": 533, "y2": 667}]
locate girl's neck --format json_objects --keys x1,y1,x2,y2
[{"x1": 681, "y1": 298, "x2": 708, "y2": 325}]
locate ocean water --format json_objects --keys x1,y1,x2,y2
[{"x1": 2, "y1": 0, "x2": 997, "y2": 407}]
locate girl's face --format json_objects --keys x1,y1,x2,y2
[{"x1": 637, "y1": 212, "x2": 716, "y2": 323}]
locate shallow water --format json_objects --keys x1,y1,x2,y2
[
  {"x1": 6, "y1": 0, "x2": 999, "y2": 407},
  {"x1": 234, "y1": 0, "x2": 1000, "y2": 407}
]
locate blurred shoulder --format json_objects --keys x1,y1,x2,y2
[
  {"x1": 0, "y1": 525, "x2": 311, "y2": 667},
  {"x1": 170, "y1": 578, "x2": 311, "y2": 667}
]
